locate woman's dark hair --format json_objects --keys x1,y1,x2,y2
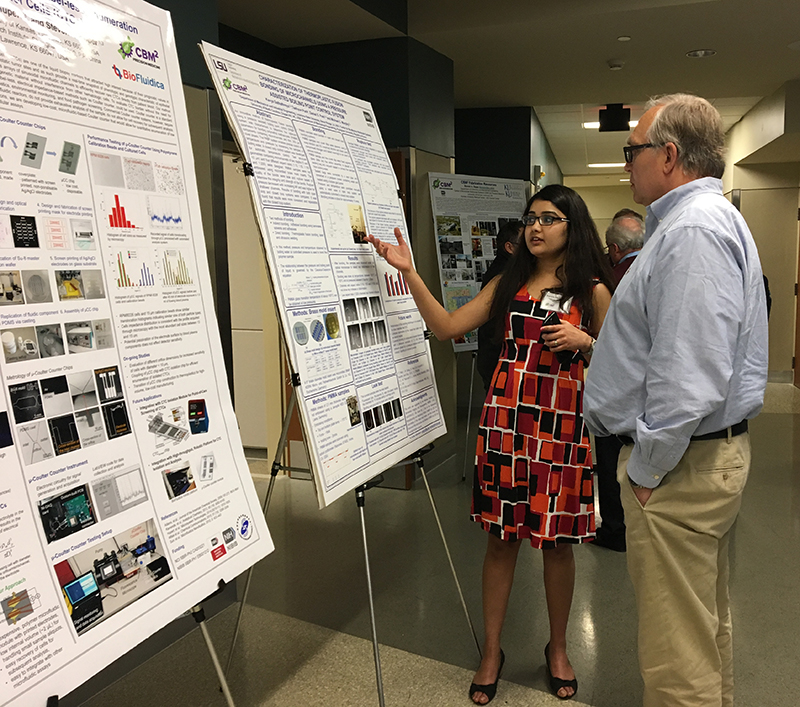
[{"x1": 488, "y1": 184, "x2": 614, "y2": 337}]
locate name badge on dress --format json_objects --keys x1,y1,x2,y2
[{"x1": 540, "y1": 292, "x2": 573, "y2": 313}]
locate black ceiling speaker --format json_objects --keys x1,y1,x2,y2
[{"x1": 599, "y1": 104, "x2": 631, "y2": 132}]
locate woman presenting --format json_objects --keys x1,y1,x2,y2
[{"x1": 368, "y1": 184, "x2": 612, "y2": 703}]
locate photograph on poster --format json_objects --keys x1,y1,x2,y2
[
  {"x1": 74, "y1": 407, "x2": 106, "y2": 448},
  {"x1": 64, "y1": 320, "x2": 114, "y2": 354},
  {"x1": 69, "y1": 371, "x2": 98, "y2": 410},
  {"x1": 9, "y1": 381, "x2": 43, "y2": 424},
  {"x1": 22, "y1": 270, "x2": 53, "y2": 303},
  {"x1": 439, "y1": 238, "x2": 463, "y2": 254},
  {"x1": 162, "y1": 464, "x2": 196, "y2": 499},
  {"x1": 325, "y1": 312, "x2": 340, "y2": 339},
  {"x1": 436, "y1": 215, "x2": 461, "y2": 235},
  {"x1": 49, "y1": 413, "x2": 82, "y2": 455},
  {"x1": 17, "y1": 419, "x2": 54, "y2": 465},
  {"x1": 59, "y1": 141, "x2": 82, "y2": 175},
  {"x1": 37, "y1": 324, "x2": 66, "y2": 359},
  {"x1": 123, "y1": 157, "x2": 156, "y2": 191},
  {"x1": 70, "y1": 218, "x2": 97, "y2": 250},
  {"x1": 348, "y1": 323, "x2": 363, "y2": 350},
  {"x1": 94, "y1": 366, "x2": 123, "y2": 403},
  {"x1": 53, "y1": 520, "x2": 173, "y2": 636},
  {"x1": 342, "y1": 298, "x2": 358, "y2": 323},
  {"x1": 11, "y1": 215, "x2": 40, "y2": 247},
  {"x1": 89, "y1": 151, "x2": 125, "y2": 188},
  {"x1": 41, "y1": 375, "x2": 72, "y2": 418},
  {"x1": 2, "y1": 326, "x2": 39, "y2": 363},
  {"x1": 38, "y1": 484, "x2": 97, "y2": 543},
  {"x1": 102, "y1": 400, "x2": 132, "y2": 440},
  {"x1": 91, "y1": 466, "x2": 148, "y2": 521},
  {"x1": 346, "y1": 395, "x2": 361, "y2": 426},
  {"x1": 348, "y1": 203, "x2": 367, "y2": 243},
  {"x1": 0, "y1": 271, "x2": 25, "y2": 305}
]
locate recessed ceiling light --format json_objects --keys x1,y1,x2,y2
[
  {"x1": 686, "y1": 49, "x2": 716, "y2": 58},
  {"x1": 582, "y1": 120, "x2": 638, "y2": 129},
  {"x1": 617, "y1": 35, "x2": 631, "y2": 42},
  {"x1": 588, "y1": 162, "x2": 626, "y2": 168},
  {"x1": 620, "y1": 178, "x2": 630, "y2": 182}
]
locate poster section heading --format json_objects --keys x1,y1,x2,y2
[
  {"x1": 0, "y1": 2, "x2": 273, "y2": 706},
  {"x1": 202, "y1": 43, "x2": 447, "y2": 508},
  {"x1": 428, "y1": 173, "x2": 529, "y2": 352}
]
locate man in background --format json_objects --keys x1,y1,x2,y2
[
  {"x1": 606, "y1": 208, "x2": 645, "y2": 284},
  {"x1": 476, "y1": 220, "x2": 523, "y2": 391},
  {"x1": 592, "y1": 209, "x2": 645, "y2": 552},
  {"x1": 584, "y1": 94, "x2": 768, "y2": 706}
]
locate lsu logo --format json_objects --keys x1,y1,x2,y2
[{"x1": 213, "y1": 59, "x2": 228, "y2": 72}]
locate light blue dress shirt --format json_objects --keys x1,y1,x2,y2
[{"x1": 583, "y1": 177, "x2": 769, "y2": 488}]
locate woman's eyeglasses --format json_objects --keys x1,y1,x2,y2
[{"x1": 521, "y1": 214, "x2": 569, "y2": 227}]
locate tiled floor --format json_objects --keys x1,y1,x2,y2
[{"x1": 78, "y1": 384, "x2": 800, "y2": 706}]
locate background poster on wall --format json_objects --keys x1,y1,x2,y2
[
  {"x1": 428, "y1": 173, "x2": 529, "y2": 352},
  {"x1": 0, "y1": 1, "x2": 273, "y2": 705},
  {"x1": 201, "y1": 43, "x2": 447, "y2": 509}
]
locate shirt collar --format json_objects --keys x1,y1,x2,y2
[{"x1": 644, "y1": 177, "x2": 724, "y2": 242}]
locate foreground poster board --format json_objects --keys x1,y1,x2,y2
[
  {"x1": 428, "y1": 173, "x2": 529, "y2": 352},
  {"x1": 201, "y1": 43, "x2": 447, "y2": 508},
  {"x1": 0, "y1": 2, "x2": 273, "y2": 705}
]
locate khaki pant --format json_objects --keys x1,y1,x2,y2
[{"x1": 618, "y1": 434, "x2": 750, "y2": 707}]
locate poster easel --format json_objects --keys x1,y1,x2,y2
[{"x1": 224, "y1": 362, "x2": 482, "y2": 701}]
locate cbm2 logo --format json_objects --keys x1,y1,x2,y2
[
  {"x1": 118, "y1": 35, "x2": 160, "y2": 63},
  {"x1": 433, "y1": 179, "x2": 453, "y2": 189},
  {"x1": 213, "y1": 59, "x2": 228, "y2": 72}
]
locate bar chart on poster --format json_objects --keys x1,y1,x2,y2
[
  {"x1": 202, "y1": 43, "x2": 447, "y2": 508},
  {"x1": 0, "y1": 1, "x2": 274, "y2": 706}
]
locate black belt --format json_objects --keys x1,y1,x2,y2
[{"x1": 616, "y1": 419, "x2": 748, "y2": 447}]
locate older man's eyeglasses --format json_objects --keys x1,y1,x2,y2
[
  {"x1": 521, "y1": 214, "x2": 569, "y2": 227},
  {"x1": 623, "y1": 143, "x2": 658, "y2": 163}
]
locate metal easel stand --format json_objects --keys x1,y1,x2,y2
[
  {"x1": 408, "y1": 446, "x2": 482, "y2": 660},
  {"x1": 190, "y1": 601, "x2": 236, "y2": 707},
  {"x1": 355, "y1": 477, "x2": 387, "y2": 707},
  {"x1": 462, "y1": 351, "x2": 477, "y2": 481},
  {"x1": 224, "y1": 378, "x2": 307, "y2": 677}
]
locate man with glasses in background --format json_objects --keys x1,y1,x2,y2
[{"x1": 583, "y1": 94, "x2": 768, "y2": 706}]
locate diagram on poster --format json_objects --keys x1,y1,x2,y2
[
  {"x1": 428, "y1": 173, "x2": 529, "y2": 352},
  {"x1": 201, "y1": 43, "x2": 447, "y2": 507},
  {"x1": 0, "y1": 2, "x2": 274, "y2": 706}
]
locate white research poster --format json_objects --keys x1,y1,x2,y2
[
  {"x1": 0, "y1": 1, "x2": 274, "y2": 704},
  {"x1": 428, "y1": 173, "x2": 529, "y2": 352},
  {"x1": 201, "y1": 43, "x2": 447, "y2": 508}
]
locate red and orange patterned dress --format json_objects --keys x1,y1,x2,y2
[{"x1": 470, "y1": 285, "x2": 595, "y2": 548}]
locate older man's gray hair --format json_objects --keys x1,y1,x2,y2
[
  {"x1": 606, "y1": 213, "x2": 644, "y2": 251},
  {"x1": 645, "y1": 93, "x2": 726, "y2": 179}
]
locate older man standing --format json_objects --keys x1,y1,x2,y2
[
  {"x1": 606, "y1": 209, "x2": 645, "y2": 284},
  {"x1": 583, "y1": 94, "x2": 768, "y2": 706}
]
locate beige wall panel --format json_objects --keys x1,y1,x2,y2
[
  {"x1": 411, "y1": 148, "x2": 457, "y2": 454},
  {"x1": 224, "y1": 154, "x2": 283, "y2": 453},
  {"x1": 731, "y1": 163, "x2": 800, "y2": 191},
  {"x1": 232, "y1": 330, "x2": 268, "y2": 448},
  {"x1": 740, "y1": 187, "x2": 798, "y2": 374},
  {"x1": 568, "y1": 184, "x2": 643, "y2": 240},
  {"x1": 224, "y1": 156, "x2": 265, "y2": 331},
  {"x1": 182, "y1": 86, "x2": 216, "y2": 282}
]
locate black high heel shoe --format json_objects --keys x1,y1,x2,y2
[
  {"x1": 468, "y1": 649, "x2": 505, "y2": 704},
  {"x1": 544, "y1": 642, "x2": 578, "y2": 700}
]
